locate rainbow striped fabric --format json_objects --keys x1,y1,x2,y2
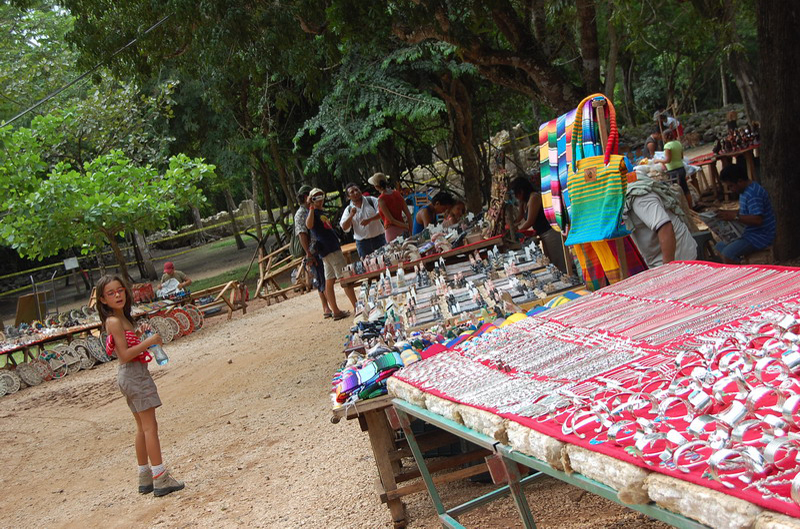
[{"x1": 538, "y1": 107, "x2": 577, "y2": 233}]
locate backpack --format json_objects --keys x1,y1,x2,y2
[{"x1": 290, "y1": 229, "x2": 304, "y2": 258}]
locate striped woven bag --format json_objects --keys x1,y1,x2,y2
[{"x1": 564, "y1": 94, "x2": 631, "y2": 246}]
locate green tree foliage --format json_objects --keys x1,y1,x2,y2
[
  {"x1": 0, "y1": 1, "x2": 81, "y2": 124},
  {"x1": 296, "y1": 43, "x2": 450, "y2": 177},
  {"x1": 0, "y1": 116, "x2": 214, "y2": 282},
  {"x1": 62, "y1": 0, "x2": 327, "y2": 230}
]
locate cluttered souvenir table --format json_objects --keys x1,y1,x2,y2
[
  {"x1": 339, "y1": 234, "x2": 506, "y2": 289},
  {"x1": 330, "y1": 236, "x2": 588, "y2": 527},
  {"x1": 388, "y1": 261, "x2": 800, "y2": 528},
  {"x1": 0, "y1": 320, "x2": 102, "y2": 364}
]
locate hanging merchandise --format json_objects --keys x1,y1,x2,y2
[
  {"x1": 564, "y1": 94, "x2": 631, "y2": 246},
  {"x1": 573, "y1": 237, "x2": 647, "y2": 290},
  {"x1": 482, "y1": 169, "x2": 516, "y2": 245},
  {"x1": 539, "y1": 107, "x2": 577, "y2": 233}
]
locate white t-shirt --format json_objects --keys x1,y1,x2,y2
[
  {"x1": 628, "y1": 193, "x2": 697, "y2": 268},
  {"x1": 339, "y1": 196, "x2": 385, "y2": 241}
]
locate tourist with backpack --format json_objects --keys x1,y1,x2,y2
[{"x1": 339, "y1": 182, "x2": 386, "y2": 258}]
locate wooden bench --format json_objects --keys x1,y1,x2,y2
[
  {"x1": 190, "y1": 281, "x2": 247, "y2": 320},
  {"x1": 255, "y1": 243, "x2": 308, "y2": 305}
]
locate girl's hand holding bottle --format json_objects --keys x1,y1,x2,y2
[
  {"x1": 142, "y1": 330, "x2": 169, "y2": 365},
  {"x1": 143, "y1": 332, "x2": 163, "y2": 347}
]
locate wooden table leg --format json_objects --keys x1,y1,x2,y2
[
  {"x1": 708, "y1": 162, "x2": 724, "y2": 201},
  {"x1": 363, "y1": 408, "x2": 407, "y2": 527}
]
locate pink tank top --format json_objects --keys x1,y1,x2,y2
[{"x1": 106, "y1": 330, "x2": 151, "y2": 363}]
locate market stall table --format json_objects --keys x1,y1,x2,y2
[
  {"x1": 690, "y1": 144, "x2": 759, "y2": 201},
  {"x1": 341, "y1": 241, "x2": 359, "y2": 263},
  {"x1": 0, "y1": 321, "x2": 101, "y2": 365},
  {"x1": 391, "y1": 398, "x2": 706, "y2": 529},
  {"x1": 340, "y1": 235, "x2": 505, "y2": 288},
  {"x1": 716, "y1": 143, "x2": 759, "y2": 184},
  {"x1": 332, "y1": 395, "x2": 491, "y2": 528},
  {"x1": 388, "y1": 261, "x2": 800, "y2": 528}
]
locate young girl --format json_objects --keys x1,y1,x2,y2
[{"x1": 97, "y1": 274, "x2": 184, "y2": 497}]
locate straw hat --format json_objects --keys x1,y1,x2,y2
[{"x1": 367, "y1": 172, "x2": 388, "y2": 187}]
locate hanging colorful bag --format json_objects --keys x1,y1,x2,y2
[{"x1": 564, "y1": 94, "x2": 631, "y2": 246}]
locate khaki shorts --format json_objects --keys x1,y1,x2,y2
[
  {"x1": 322, "y1": 250, "x2": 347, "y2": 281},
  {"x1": 117, "y1": 361, "x2": 162, "y2": 413}
]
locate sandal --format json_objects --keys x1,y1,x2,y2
[
  {"x1": 323, "y1": 312, "x2": 333, "y2": 319},
  {"x1": 332, "y1": 310, "x2": 351, "y2": 321}
]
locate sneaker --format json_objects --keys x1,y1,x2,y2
[
  {"x1": 153, "y1": 469, "x2": 185, "y2": 497},
  {"x1": 139, "y1": 468, "x2": 154, "y2": 494}
]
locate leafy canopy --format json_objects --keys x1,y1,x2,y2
[{"x1": 0, "y1": 117, "x2": 214, "y2": 260}]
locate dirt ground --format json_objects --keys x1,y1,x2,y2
[{"x1": 0, "y1": 284, "x2": 673, "y2": 529}]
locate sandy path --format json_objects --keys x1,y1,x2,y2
[{"x1": 1, "y1": 288, "x2": 666, "y2": 528}]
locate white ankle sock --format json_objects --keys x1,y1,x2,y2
[
  {"x1": 151, "y1": 464, "x2": 166, "y2": 478},
  {"x1": 138, "y1": 465, "x2": 150, "y2": 475}
]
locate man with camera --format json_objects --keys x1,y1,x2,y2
[{"x1": 294, "y1": 185, "x2": 332, "y2": 319}]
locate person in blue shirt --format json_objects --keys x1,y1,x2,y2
[
  {"x1": 412, "y1": 192, "x2": 455, "y2": 235},
  {"x1": 715, "y1": 164, "x2": 776, "y2": 263}
]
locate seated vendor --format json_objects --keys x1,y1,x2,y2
[
  {"x1": 160, "y1": 261, "x2": 191, "y2": 291},
  {"x1": 412, "y1": 192, "x2": 455, "y2": 235},
  {"x1": 509, "y1": 176, "x2": 567, "y2": 273},
  {"x1": 625, "y1": 177, "x2": 697, "y2": 268},
  {"x1": 644, "y1": 127, "x2": 663, "y2": 159},
  {"x1": 442, "y1": 200, "x2": 466, "y2": 228},
  {"x1": 715, "y1": 164, "x2": 776, "y2": 263}
]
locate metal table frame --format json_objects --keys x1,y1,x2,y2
[{"x1": 392, "y1": 398, "x2": 708, "y2": 529}]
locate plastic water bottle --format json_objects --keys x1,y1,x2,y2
[{"x1": 143, "y1": 330, "x2": 169, "y2": 365}]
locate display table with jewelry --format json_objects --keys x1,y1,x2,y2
[
  {"x1": 388, "y1": 261, "x2": 800, "y2": 528},
  {"x1": 330, "y1": 240, "x2": 588, "y2": 527}
]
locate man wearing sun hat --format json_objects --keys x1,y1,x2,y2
[{"x1": 159, "y1": 261, "x2": 192, "y2": 290}]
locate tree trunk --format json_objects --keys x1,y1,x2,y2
[
  {"x1": 250, "y1": 169, "x2": 264, "y2": 243},
  {"x1": 255, "y1": 153, "x2": 287, "y2": 245},
  {"x1": 720, "y1": 62, "x2": 729, "y2": 106},
  {"x1": 620, "y1": 53, "x2": 637, "y2": 126},
  {"x1": 133, "y1": 229, "x2": 158, "y2": 280},
  {"x1": 433, "y1": 74, "x2": 484, "y2": 213},
  {"x1": 130, "y1": 232, "x2": 146, "y2": 280},
  {"x1": 268, "y1": 137, "x2": 295, "y2": 209},
  {"x1": 576, "y1": 0, "x2": 601, "y2": 93},
  {"x1": 692, "y1": 0, "x2": 760, "y2": 121},
  {"x1": 604, "y1": 6, "x2": 619, "y2": 97},
  {"x1": 224, "y1": 189, "x2": 247, "y2": 250},
  {"x1": 757, "y1": 1, "x2": 800, "y2": 260},
  {"x1": 529, "y1": 0, "x2": 546, "y2": 44},
  {"x1": 105, "y1": 233, "x2": 131, "y2": 285},
  {"x1": 191, "y1": 206, "x2": 206, "y2": 245},
  {"x1": 727, "y1": 49, "x2": 760, "y2": 122}
]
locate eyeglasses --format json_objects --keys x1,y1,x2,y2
[{"x1": 104, "y1": 288, "x2": 126, "y2": 298}]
